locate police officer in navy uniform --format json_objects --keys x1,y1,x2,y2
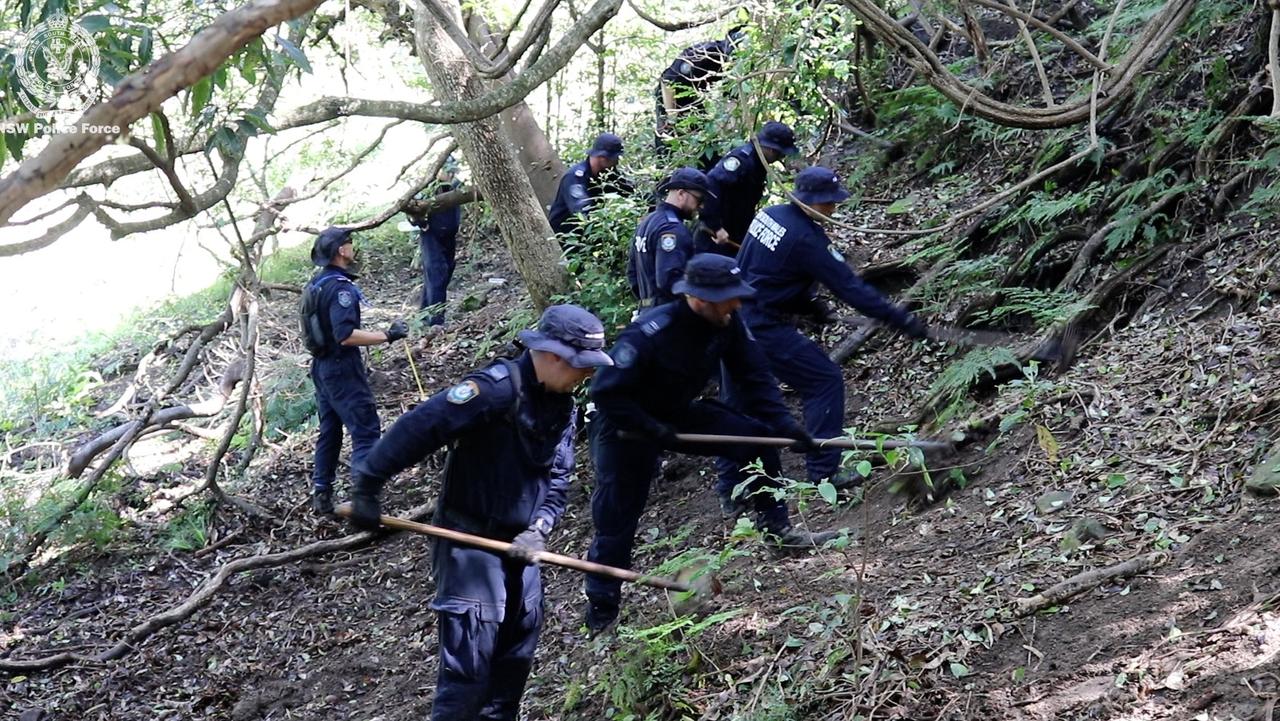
[
  {"x1": 347, "y1": 304, "x2": 613, "y2": 721},
  {"x1": 626, "y1": 167, "x2": 714, "y2": 308},
  {"x1": 695, "y1": 121, "x2": 799, "y2": 257},
  {"x1": 547, "y1": 132, "x2": 628, "y2": 234},
  {"x1": 735, "y1": 167, "x2": 928, "y2": 487},
  {"x1": 302, "y1": 227, "x2": 408, "y2": 515},
  {"x1": 655, "y1": 27, "x2": 746, "y2": 166},
  {"x1": 585, "y1": 254, "x2": 836, "y2": 633},
  {"x1": 408, "y1": 156, "x2": 463, "y2": 325}
]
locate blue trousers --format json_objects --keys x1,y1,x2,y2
[
  {"x1": 420, "y1": 231, "x2": 458, "y2": 325},
  {"x1": 745, "y1": 321, "x2": 845, "y2": 480},
  {"x1": 430, "y1": 540, "x2": 542, "y2": 721},
  {"x1": 585, "y1": 401, "x2": 788, "y2": 612},
  {"x1": 310, "y1": 353, "x2": 381, "y2": 491}
]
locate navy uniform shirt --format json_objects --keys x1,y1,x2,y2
[
  {"x1": 735, "y1": 203, "x2": 912, "y2": 328},
  {"x1": 548, "y1": 160, "x2": 595, "y2": 233},
  {"x1": 410, "y1": 179, "x2": 462, "y2": 238},
  {"x1": 357, "y1": 352, "x2": 575, "y2": 538},
  {"x1": 308, "y1": 265, "x2": 364, "y2": 359},
  {"x1": 591, "y1": 301, "x2": 793, "y2": 436},
  {"x1": 626, "y1": 202, "x2": 694, "y2": 306},
  {"x1": 698, "y1": 143, "x2": 767, "y2": 252},
  {"x1": 660, "y1": 39, "x2": 734, "y2": 109}
]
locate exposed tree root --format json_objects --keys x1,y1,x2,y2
[{"x1": 1013, "y1": 551, "x2": 1169, "y2": 615}]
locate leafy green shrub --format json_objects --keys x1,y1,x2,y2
[{"x1": 554, "y1": 193, "x2": 651, "y2": 331}]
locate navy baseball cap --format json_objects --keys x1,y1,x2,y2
[
  {"x1": 672, "y1": 254, "x2": 756, "y2": 302},
  {"x1": 588, "y1": 132, "x2": 625, "y2": 159},
  {"x1": 757, "y1": 121, "x2": 798, "y2": 156},
  {"x1": 659, "y1": 167, "x2": 717, "y2": 198},
  {"x1": 518, "y1": 304, "x2": 614, "y2": 368},
  {"x1": 311, "y1": 226, "x2": 353, "y2": 266},
  {"x1": 792, "y1": 166, "x2": 851, "y2": 205}
]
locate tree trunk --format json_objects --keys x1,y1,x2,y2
[
  {"x1": 414, "y1": 5, "x2": 568, "y2": 308},
  {"x1": 464, "y1": 15, "x2": 565, "y2": 208}
]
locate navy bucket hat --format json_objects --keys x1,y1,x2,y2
[
  {"x1": 792, "y1": 166, "x2": 851, "y2": 205},
  {"x1": 671, "y1": 254, "x2": 756, "y2": 302},
  {"x1": 517, "y1": 304, "x2": 614, "y2": 368},
  {"x1": 658, "y1": 167, "x2": 717, "y2": 198}
]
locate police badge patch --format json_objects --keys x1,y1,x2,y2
[
  {"x1": 337, "y1": 290, "x2": 354, "y2": 308},
  {"x1": 660, "y1": 233, "x2": 677, "y2": 252},
  {"x1": 611, "y1": 342, "x2": 637, "y2": 368},
  {"x1": 829, "y1": 247, "x2": 845, "y2": 262},
  {"x1": 570, "y1": 184, "x2": 587, "y2": 199},
  {"x1": 722, "y1": 156, "x2": 741, "y2": 172},
  {"x1": 447, "y1": 380, "x2": 480, "y2": 404},
  {"x1": 678, "y1": 61, "x2": 693, "y2": 75}
]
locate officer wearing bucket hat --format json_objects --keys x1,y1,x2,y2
[
  {"x1": 548, "y1": 132, "x2": 631, "y2": 234},
  {"x1": 626, "y1": 167, "x2": 716, "y2": 307},
  {"x1": 735, "y1": 167, "x2": 928, "y2": 489},
  {"x1": 346, "y1": 304, "x2": 612, "y2": 720},
  {"x1": 585, "y1": 254, "x2": 837, "y2": 634},
  {"x1": 695, "y1": 121, "x2": 800, "y2": 257},
  {"x1": 300, "y1": 226, "x2": 408, "y2": 515}
]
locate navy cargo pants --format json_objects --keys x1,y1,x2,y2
[
  {"x1": 585, "y1": 400, "x2": 788, "y2": 615},
  {"x1": 420, "y1": 230, "x2": 458, "y2": 326},
  {"x1": 429, "y1": 539, "x2": 542, "y2": 721},
  {"x1": 310, "y1": 353, "x2": 381, "y2": 492}
]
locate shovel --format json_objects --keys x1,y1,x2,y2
[{"x1": 334, "y1": 504, "x2": 692, "y2": 593}]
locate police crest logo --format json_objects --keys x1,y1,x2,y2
[
  {"x1": 447, "y1": 381, "x2": 480, "y2": 404},
  {"x1": 723, "y1": 156, "x2": 741, "y2": 172},
  {"x1": 570, "y1": 185, "x2": 588, "y2": 199},
  {"x1": 660, "y1": 233, "x2": 677, "y2": 252},
  {"x1": 338, "y1": 290, "x2": 354, "y2": 308},
  {"x1": 14, "y1": 13, "x2": 100, "y2": 115},
  {"x1": 611, "y1": 342, "x2": 637, "y2": 369}
]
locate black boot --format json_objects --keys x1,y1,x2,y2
[
  {"x1": 585, "y1": 600, "x2": 619, "y2": 636},
  {"x1": 311, "y1": 487, "x2": 334, "y2": 515}
]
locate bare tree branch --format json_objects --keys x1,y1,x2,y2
[
  {"x1": 624, "y1": 0, "x2": 741, "y2": 31},
  {"x1": 0, "y1": 0, "x2": 327, "y2": 225}
]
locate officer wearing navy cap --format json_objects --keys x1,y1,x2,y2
[
  {"x1": 695, "y1": 121, "x2": 799, "y2": 257},
  {"x1": 585, "y1": 254, "x2": 836, "y2": 634},
  {"x1": 300, "y1": 226, "x2": 408, "y2": 515},
  {"x1": 347, "y1": 304, "x2": 613, "y2": 721},
  {"x1": 407, "y1": 155, "x2": 463, "y2": 325},
  {"x1": 626, "y1": 167, "x2": 715, "y2": 307},
  {"x1": 735, "y1": 167, "x2": 928, "y2": 488},
  {"x1": 547, "y1": 132, "x2": 630, "y2": 234}
]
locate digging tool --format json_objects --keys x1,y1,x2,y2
[
  {"x1": 334, "y1": 504, "x2": 693, "y2": 593},
  {"x1": 624, "y1": 431, "x2": 953, "y2": 453}
]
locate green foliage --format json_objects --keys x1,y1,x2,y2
[
  {"x1": 929, "y1": 346, "x2": 1022, "y2": 422},
  {"x1": 975, "y1": 287, "x2": 1094, "y2": 327},
  {"x1": 261, "y1": 358, "x2": 316, "y2": 440},
  {"x1": 993, "y1": 181, "x2": 1106, "y2": 233},
  {"x1": 0, "y1": 471, "x2": 124, "y2": 578},
  {"x1": 554, "y1": 193, "x2": 651, "y2": 332},
  {"x1": 163, "y1": 501, "x2": 211, "y2": 551}
]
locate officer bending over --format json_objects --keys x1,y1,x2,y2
[
  {"x1": 585, "y1": 254, "x2": 835, "y2": 633},
  {"x1": 735, "y1": 167, "x2": 928, "y2": 487},
  {"x1": 301, "y1": 226, "x2": 407, "y2": 515},
  {"x1": 627, "y1": 167, "x2": 714, "y2": 308},
  {"x1": 347, "y1": 304, "x2": 613, "y2": 721}
]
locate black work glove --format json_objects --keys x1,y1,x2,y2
[
  {"x1": 900, "y1": 314, "x2": 929, "y2": 340},
  {"x1": 808, "y1": 298, "x2": 840, "y2": 326},
  {"x1": 385, "y1": 320, "x2": 409, "y2": 344},
  {"x1": 778, "y1": 421, "x2": 817, "y2": 453},
  {"x1": 507, "y1": 526, "x2": 547, "y2": 565},
  {"x1": 646, "y1": 422, "x2": 679, "y2": 446},
  {"x1": 349, "y1": 490, "x2": 382, "y2": 531}
]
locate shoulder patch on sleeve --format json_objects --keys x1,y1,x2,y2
[
  {"x1": 722, "y1": 156, "x2": 741, "y2": 172},
  {"x1": 482, "y1": 364, "x2": 511, "y2": 382},
  {"x1": 660, "y1": 233, "x2": 678, "y2": 252},
  {"x1": 611, "y1": 341, "x2": 638, "y2": 369},
  {"x1": 829, "y1": 247, "x2": 845, "y2": 262},
  {"x1": 337, "y1": 290, "x2": 354, "y2": 308},
  {"x1": 678, "y1": 60, "x2": 693, "y2": 75},
  {"x1": 641, "y1": 313, "x2": 672, "y2": 337},
  {"x1": 570, "y1": 184, "x2": 587, "y2": 199},
  {"x1": 574, "y1": 167, "x2": 585, "y2": 177},
  {"x1": 447, "y1": 380, "x2": 480, "y2": 404}
]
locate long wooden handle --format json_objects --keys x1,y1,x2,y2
[
  {"x1": 624, "y1": 431, "x2": 952, "y2": 452},
  {"x1": 335, "y1": 505, "x2": 692, "y2": 593}
]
